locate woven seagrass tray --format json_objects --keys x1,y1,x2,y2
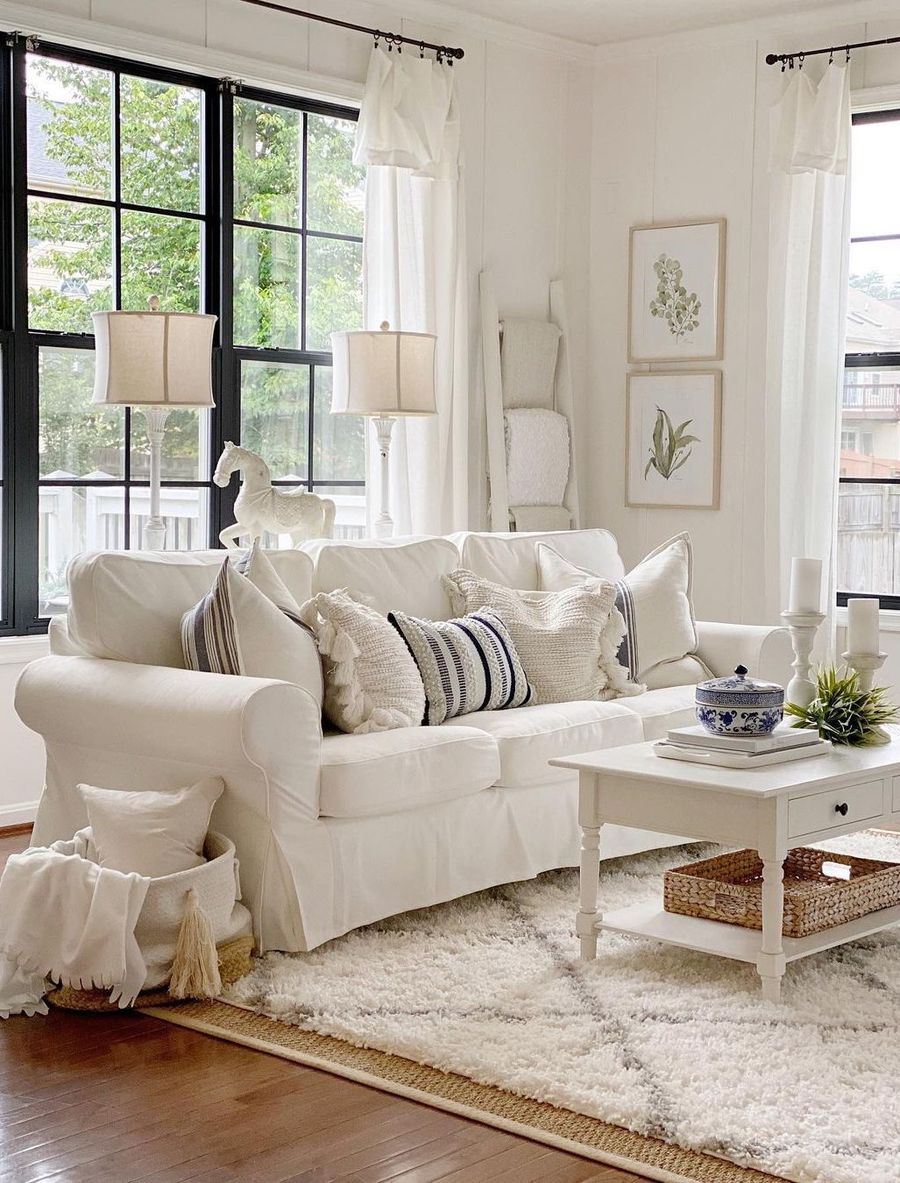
[{"x1": 664, "y1": 847, "x2": 900, "y2": 938}]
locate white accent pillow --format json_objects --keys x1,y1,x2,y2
[
  {"x1": 442, "y1": 569, "x2": 641, "y2": 706},
  {"x1": 181, "y1": 545, "x2": 323, "y2": 704},
  {"x1": 301, "y1": 590, "x2": 425, "y2": 734},
  {"x1": 536, "y1": 533, "x2": 700, "y2": 684},
  {"x1": 78, "y1": 777, "x2": 224, "y2": 877}
]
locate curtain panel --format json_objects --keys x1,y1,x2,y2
[
  {"x1": 354, "y1": 48, "x2": 469, "y2": 536},
  {"x1": 765, "y1": 63, "x2": 851, "y2": 649}
]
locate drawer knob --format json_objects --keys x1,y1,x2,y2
[{"x1": 835, "y1": 802, "x2": 849, "y2": 817}]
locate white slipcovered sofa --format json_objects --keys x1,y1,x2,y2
[{"x1": 16, "y1": 529, "x2": 791, "y2": 953}]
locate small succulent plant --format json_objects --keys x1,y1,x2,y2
[
  {"x1": 649, "y1": 254, "x2": 702, "y2": 340},
  {"x1": 644, "y1": 407, "x2": 700, "y2": 481},
  {"x1": 785, "y1": 665, "x2": 900, "y2": 746}
]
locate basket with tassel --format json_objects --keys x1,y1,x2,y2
[{"x1": 48, "y1": 831, "x2": 253, "y2": 1012}]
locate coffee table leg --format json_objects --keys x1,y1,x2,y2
[
  {"x1": 577, "y1": 773, "x2": 601, "y2": 960},
  {"x1": 756, "y1": 844, "x2": 787, "y2": 1003}
]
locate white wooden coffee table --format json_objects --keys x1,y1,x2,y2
[{"x1": 551, "y1": 732, "x2": 900, "y2": 1001}]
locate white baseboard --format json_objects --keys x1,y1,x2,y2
[{"x1": 0, "y1": 801, "x2": 38, "y2": 829}]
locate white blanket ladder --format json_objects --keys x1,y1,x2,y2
[{"x1": 480, "y1": 272, "x2": 581, "y2": 532}]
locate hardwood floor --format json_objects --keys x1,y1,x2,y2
[{"x1": 0, "y1": 831, "x2": 650, "y2": 1183}]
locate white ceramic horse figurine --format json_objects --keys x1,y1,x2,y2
[{"x1": 213, "y1": 442, "x2": 336, "y2": 548}]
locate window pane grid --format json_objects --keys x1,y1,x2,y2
[
  {"x1": 3, "y1": 37, "x2": 364, "y2": 630},
  {"x1": 841, "y1": 107, "x2": 900, "y2": 603}
]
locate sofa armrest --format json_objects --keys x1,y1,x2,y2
[
  {"x1": 695, "y1": 621, "x2": 793, "y2": 684},
  {"x1": 17, "y1": 656, "x2": 323, "y2": 832}
]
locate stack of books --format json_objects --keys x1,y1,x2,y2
[{"x1": 653, "y1": 724, "x2": 831, "y2": 768}]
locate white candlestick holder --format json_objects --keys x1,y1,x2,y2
[
  {"x1": 841, "y1": 650, "x2": 887, "y2": 693},
  {"x1": 781, "y1": 611, "x2": 826, "y2": 708},
  {"x1": 842, "y1": 650, "x2": 890, "y2": 743}
]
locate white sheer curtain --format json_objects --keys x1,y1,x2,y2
[
  {"x1": 354, "y1": 48, "x2": 468, "y2": 536},
  {"x1": 765, "y1": 63, "x2": 851, "y2": 648}
]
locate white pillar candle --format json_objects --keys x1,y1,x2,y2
[
  {"x1": 787, "y1": 557, "x2": 822, "y2": 614},
  {"x1": 847, "y1": 597, "x2": 880, "y2": 656}
]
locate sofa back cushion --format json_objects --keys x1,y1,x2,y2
[
  {"x1": 448, "y1": 530, "x2": 624, "y2": 590},
  {"x1": 304, "y1": 537, "x2": 459, "y2": 619},
  {"x1": 66, "y1": 549, "x2": 314, "y2": 668}
]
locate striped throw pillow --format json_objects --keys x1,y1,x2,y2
[
  {"x1": 388, "y1": 608, "x2": 532, "y2": 726},
  {"x1": 181, "y1": 547, "x2": 322, "y2": 698}
]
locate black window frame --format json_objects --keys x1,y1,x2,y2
[
  {"x1": 0, "y1": 34, "x2": 364, "y2": 636},
  {"x1": 838, "y1": 107, "x2": 900, "y2": 611}
]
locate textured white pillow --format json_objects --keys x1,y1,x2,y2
[
  {"x1": 537, "y1": 533, "x2": 699, "y2": 683},
  {"x1": 181, "y1": 546, "x2": 323, "y2": 703},
  {"x1": 442, "y1": 570, "x2": 640, "y2": 705},
  {"x1": 301, "y1": 590, "x2": 425, "y2": 734},
  {"x1": 78, "y1": 777, "x2": 224, "y2": 877}
]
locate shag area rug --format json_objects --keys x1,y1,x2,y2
[{"x1": 152, "y1": 833, "x2": 900, "y2": 1183}]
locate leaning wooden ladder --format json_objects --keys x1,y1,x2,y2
[{"x1": 480, "y1": 272, "x2": 581, "y2": 532}]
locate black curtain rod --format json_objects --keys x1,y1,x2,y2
[
  {"x1": 236, "y1": 0, "x2": 464, "y2": 60},
  {"x1": 766, "y1": 34, "x2": 900, "y2": 67}
]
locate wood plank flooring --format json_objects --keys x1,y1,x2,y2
[{"x1": 0, "y1": 831, "x2": 650, "y2": 1183}]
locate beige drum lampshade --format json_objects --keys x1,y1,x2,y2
[
  {"x1": 330, "y1": 325, "x2": 437, "y2": 416},
  {"x1": 91, "y1": 310, "x2": 217, "y2": 407}
]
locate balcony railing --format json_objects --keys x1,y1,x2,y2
[{"x1": 842, "y1": 383, "x2": 900, "y2": 416}]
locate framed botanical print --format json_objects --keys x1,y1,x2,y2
[
  {"x1": 626, "y1": 371, "x2": 722, "y2": 509},
  {"x1": 628, "y1": 218, "x2": 726, "y2": 362}
]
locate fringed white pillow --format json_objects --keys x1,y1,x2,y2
[
  {"x1": 300, "y1": 590, "x2": 425, "y2": 734},
  {"x1": 442, "y1": 570, "x2": 642, "y2": 706}
]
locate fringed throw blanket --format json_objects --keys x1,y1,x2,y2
[{"x1": 0, "y1": 829, "x2": 150, "y2": 1017}]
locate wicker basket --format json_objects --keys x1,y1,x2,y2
[{"x1": 664, "y1": 847, "x2": 900, "y2": 938}]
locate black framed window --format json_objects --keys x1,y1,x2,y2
[
  {"x1": 0, "y1": 34, "x2": 365, "y2": 635},
  {"x1": 838, "y1": 109, "x2": 900, "y2": 609}
]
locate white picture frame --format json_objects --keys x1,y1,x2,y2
[
  {"x1": 626, "y1": 371, "x2": 722, "y2": 510},
  {"x1": 628, "y1": 218, "x2": 726, "y2": 363}
]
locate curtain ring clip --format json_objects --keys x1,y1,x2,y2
[
  {"x1": 419, "y1": 41, "x2": 425, "y2": 58},
  {"x1": 846, "y1": 45, "x2": 851, "y2": 63},
  {"x1": 798, "y1": 53, "x2": 805, "y2": 69}
]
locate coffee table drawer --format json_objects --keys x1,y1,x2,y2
[{"x1": 788, "y1": 778, "x2": 884, "y2": 837}]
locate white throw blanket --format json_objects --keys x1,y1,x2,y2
[
  {"x1": 0, "y1": 829, "x2": 150, "y2": 1018},
  {"x1": 504, "y1": 407, "x2": 570, "y2": 507}
]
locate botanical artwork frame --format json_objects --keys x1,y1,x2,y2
[
  {"x1": 626, "y1": 371, "x2": 722, "y2": 510},
  {"x1": 628, "y1": 218, "x2": 726, "y2": 363}
]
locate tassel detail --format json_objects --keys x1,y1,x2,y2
[{"x1": 168, "y1": 888, "x2": 221, "y2": 1000}]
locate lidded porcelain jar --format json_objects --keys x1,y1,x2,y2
[{"x1": 695, "y1": 665, "x2": 785, "y2": 736}]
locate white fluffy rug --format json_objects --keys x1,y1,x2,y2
[{"x1": 226, "y1": 832, "x2": 900, "y2": 1183}]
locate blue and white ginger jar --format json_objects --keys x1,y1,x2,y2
[{"x1": 695, "y1": 664, "x2": 784, "y2": 736}]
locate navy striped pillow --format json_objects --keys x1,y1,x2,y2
[{"x1": 388, "y1": 608, "x2": 532, "y2": 726}]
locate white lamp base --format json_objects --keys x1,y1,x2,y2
[
  {"x1": 140, "y1": 405, "x2": 171, "y2": 550},
  {"x1": 372, "y1": 415, "x2": 396, "y2": 539}
]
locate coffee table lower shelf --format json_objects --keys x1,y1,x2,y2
[{"x1": 598, "y1": 900, "x2": 900, "y2": 965}]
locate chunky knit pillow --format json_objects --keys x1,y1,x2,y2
[
  {"x1": 389, "y1": 608, "x2": 532, "y2": 726},
  {"x1": 442, "y1": 569, "x2": 641, "y2": 706},
  {"x1": 300, "y1": 590, "x2": 425, "y2": 734}
]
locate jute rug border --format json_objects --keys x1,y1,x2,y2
[{"x1": 144, "y1": 1000, "x2": 788, "y2": 1183}]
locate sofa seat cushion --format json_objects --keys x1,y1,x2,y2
[
  {"x1": 617, "y1": 684, "x2": 697, "y2": 741},
  {"x1": 319, "y1": 726, "x2": 500, "y2": 819},
  {"x1": 442, "y1": 700, "x2": 643, "y2": 789}
]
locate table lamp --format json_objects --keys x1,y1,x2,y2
[
  {"x1": 330, "y1": 321, "x2": 436, "y2": 538},
  {"x1": 92, "y1": 299, "x2": 217, "y2": 549}
]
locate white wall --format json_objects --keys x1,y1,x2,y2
[
  {"x1": 587, "y1": 8, "x2": 900, "y2": 635},
  {"x1": 0, "y1": 639, "x2": 50, "y2": 826},
  {"x1": 0, "y1": 0, "x2": 595, "y2": 821}
]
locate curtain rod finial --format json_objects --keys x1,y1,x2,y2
[{"x1": 765, "y1": 53, "x2": 779, "y2": 64}]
